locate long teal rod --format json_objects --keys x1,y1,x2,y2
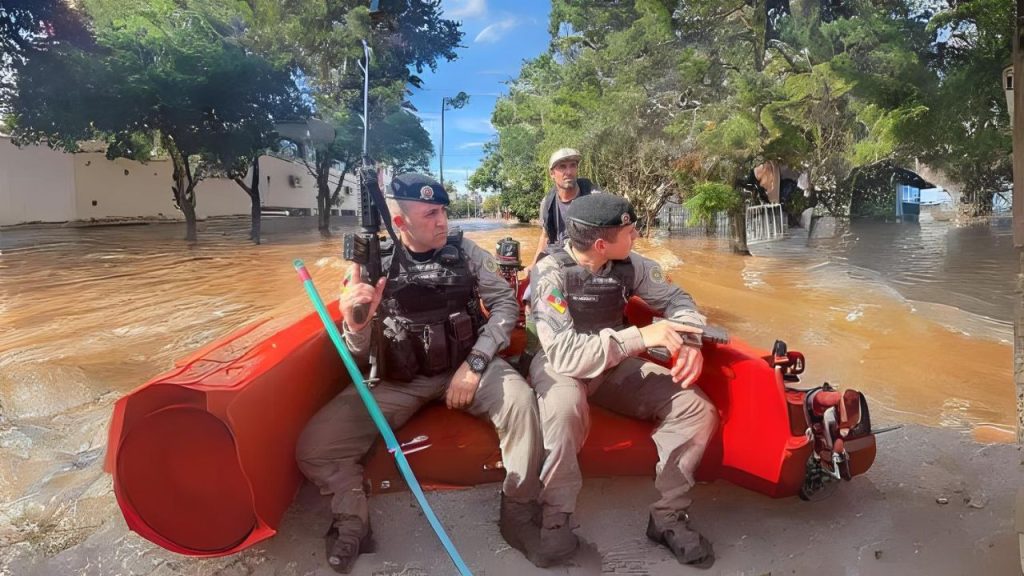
[{"x1": 294, "y1": 260, "x2": 473, "y2": 576}]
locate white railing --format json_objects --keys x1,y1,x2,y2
[{"x1": 746, "y1": 203, "x2": 787, "y2": 244}]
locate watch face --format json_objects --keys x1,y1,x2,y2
[{"x1": 470, "y1": 355, "x2": 487, "y2": 372}]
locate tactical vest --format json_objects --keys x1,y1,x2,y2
[
  {"x1": 377, "y1": 231, "x2": 483, "y2": 381},
  {"x1": 548, "y1": 248, "x2": 635, "y2": 334}
]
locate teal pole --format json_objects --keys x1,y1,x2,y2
[{"x1": 294, "y1": 260, "x2": 473, "y2": 576}]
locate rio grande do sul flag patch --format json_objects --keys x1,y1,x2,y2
[{"x1": 546, "y1": 287, "x2": 567, "y2": 314}]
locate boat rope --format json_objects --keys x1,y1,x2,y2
[{"x1": 294, "y1": 259, "x2": 473, "y2": 576}]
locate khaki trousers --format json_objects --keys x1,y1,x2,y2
[
  {"x1": 296, "y1": 358, "x2": 542, "y2": 521},
  {"x1": 529, "y1": 353, "x2": 718, "y2": 526}
]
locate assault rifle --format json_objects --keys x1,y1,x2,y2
[{"x1": 343, "y1": 160, "x2": 394, "y2": 325}]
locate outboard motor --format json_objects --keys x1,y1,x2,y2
[
  {"x1": 771, "y1": 340, "x2": 878, "y2": 500},
  {"x1": 495, "y1": 237, "x2": 523, "y2": 284}
]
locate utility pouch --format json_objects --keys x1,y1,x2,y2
[
  {"x1": 422, "y1": 322, "x2": 450, "y2": 375},
  {"x1": 447, "y1": 312, "x2": 475, "y2": 369},
  {"x1": 381, "y1": 317, "x2": 418, "y2": 382}
]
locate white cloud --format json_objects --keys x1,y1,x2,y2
[
  {"x1": 474, "y1": 17, "x2": 519, "y2": 43},
  {"x1": 444, "y1": 0, "x2": 487, "y2": 19},
  {"x1": 454, "y1": 117, "x2": 496, "y2": 135},
  {"x1": 458, "y1": 142, "x2": 486, "y2": 150}
]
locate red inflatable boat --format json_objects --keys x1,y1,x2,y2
[{"x1": 105, "y1": 243, "x2": 877, "y2": 557}]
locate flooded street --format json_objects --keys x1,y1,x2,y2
[{"x1": 0, "y1": 213, "x2": 1015, "y2": 568}]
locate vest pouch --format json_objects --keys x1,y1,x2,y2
[
  {"x1": 568, "y1": 284, "x2": 627, "y2": 334},
  {"x1": 447, "y1": 312, "x2": 475, "y2": 369},
  {"x1": 381, "y1": 318, "x2": 419, "y2": 382},
  {"x1": 421, "y1": 321, "x2": 450, "y2": 375}
]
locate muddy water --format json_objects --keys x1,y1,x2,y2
[{"x1": 0, "y1": 214, "x2": 1013, "y2": 564}]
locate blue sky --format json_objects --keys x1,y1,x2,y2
[{"x1": 405, "y1": 0, "x2": 551, "y2": 195}]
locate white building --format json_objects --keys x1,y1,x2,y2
[{"x1": 0, "y1": 135, "x2": 360, "y2": 227}]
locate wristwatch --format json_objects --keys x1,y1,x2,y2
[{"x1": 466, "y1": 351, "x2": 489, "y2": 374}]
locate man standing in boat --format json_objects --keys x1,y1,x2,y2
[
  {"x1": 528, "y1": 193, "x2": 719, "y2": 568},
  {"x1": 296, "y1": 173, "x2": 547, "y2": 572},
  {"x1": 528, "y1": 148, "x2": 595, "y2": 269}
]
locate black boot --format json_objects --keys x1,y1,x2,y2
[
  {"x1": 325, "y1": 514, "x2": 374, "y2": 574},
  {"x1": 646, "y1": 513, "x2": 714, "y2": 569},
  {"x1": 500, "y1": 496, "x2": 578, "y2": 568},
  {"x1": 499, "y1": 494, "x2": 542, "y2": 559},
  {"x1": 534, "y1": 511, "x2": 579, "y2": 567}
]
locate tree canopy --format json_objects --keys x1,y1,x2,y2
[
  {"x1": 2, "y1": 0, "x2": 461, "y2": 240},
  {"x1": 474, "y1": 0, "x2": 1011, "y2": 249}
]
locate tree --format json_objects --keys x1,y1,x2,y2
[
  {"x1": 1, "y1": 0, "x2": 92, "y2": 116},
  {"x1": 297, "y1": 102, "x2": 432, "y2": 233},
  {"x1": 254, "y1": 0, "x2": 462, "y2": 235},
  {"x1": 449, "y1": 197, "x2": 476, "y2": 218},
  {"x1": 904, "y1": 0, "x2": 1014, "y2": 215},
  {"x1": 481, "y1": 194, "x2": 502, "y2": 217},
  {"x1": 513, "y1": 0, "x2": 939, "y2": 250},
  {"x1": 7, "y1": 0, "x2": 308, "y2": 242},
  {"x1": 469, "y1": 137, "x2": 546, "y2": 223}
]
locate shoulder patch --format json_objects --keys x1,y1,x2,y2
[
  {"x1": 483, "y1": 257, "x2": 498, "y2": 274},
  {"x1": 649, "y1": 265, "x2": 666, "y2": 284},
  {"x1": 545, "y1": 287, "x2": 567, "y2": 314}
]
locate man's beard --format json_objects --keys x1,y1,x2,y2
[{"x1": 558, "y1": 177, "x2": 578, "y2": 190}]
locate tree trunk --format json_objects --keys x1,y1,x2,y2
[
  {"x1": 232, "y1": 156, "x2": 262, "y2": 244},
  {"x1": 728, "y1": 204, "x2": 751, "y2": 255},
  {"x1": 181, "y1": 183, "x2": 198, "y2": 242},
  {"x1": 316, "y1": 155, "x2": 332, "y2": 236},
  {"x1": 250, "y1": 156, "x2": 261, "y2": 244},
  {"x1": 167, "y1": 139, "x2": 198, "y2": 242}
]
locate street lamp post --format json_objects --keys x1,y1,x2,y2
[
  {"x1": 440, "y1": 92, "x2": 469, "y2": 185},
  {"x1": 359, "y1": 39, "x2": 370, "y2": 160}
]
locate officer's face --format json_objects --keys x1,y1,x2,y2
[
  {"x1": 549, "y1": 159, "x2": 579, "y2": 191},
  {"x1": 602, "y1": 224, "x2": 638, "y2": 259},
  {"x1": 397, "y1": 201, "x2": 449, "y2": 251}
]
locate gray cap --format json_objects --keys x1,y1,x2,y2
[{"x1": 548, "y1": 148, "x2": 581, "y2": 170}]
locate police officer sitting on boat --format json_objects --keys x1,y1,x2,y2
[
  {"x1": 528, "y1": 192, "x2": 719, "y2": 568},
  {"x1": 296, "y1": 173, "x2": 546, "y2": 572}
]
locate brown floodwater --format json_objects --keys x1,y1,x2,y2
[{"x1": 0, "y1": 213, "x2": 1014, "y2": 561}]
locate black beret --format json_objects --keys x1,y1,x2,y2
[
  {"x1": 386, "y1": 173, "x2": 449, "y2": 206},
  {"x1": 566, "y1": 193, "x2": 637, "y2": 228}
]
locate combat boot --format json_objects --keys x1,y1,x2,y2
[
  {"x1": 532, "y1": 511, "x2": 579, "y2": 567},
  {"x1": 499, "y1": 494, "x2": 542, "y2": 559},
  {"x1": 325, "y1": 514, "x2": 374, "y2": 574},
  {"x1": 646, "y1": 512, "x2": 714, "y2": 569}
]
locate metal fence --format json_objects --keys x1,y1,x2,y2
[
  {"x1": 745, "y1": 203, "x2": 787, "y2": 244},
  {"x1": 655, "y1": 204, "x2": 730, "y2": 236},
  {"x1": 655, "y1": 202, "x2": 787, "y2": 244}
]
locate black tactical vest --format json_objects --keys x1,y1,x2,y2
[
  {"x1": 377, "y1": 231, "x2": 483, "y2": 381},
  {"x1": 549, "y1": 248, "x2": 635, "y2": 334}
]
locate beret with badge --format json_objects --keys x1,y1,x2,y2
[
  {"x1": 385, "y1": 173, "x2": 449, "y2": 206},
  {"x1": 566, "y1": 193, "x2": 637, "y2": 228}
]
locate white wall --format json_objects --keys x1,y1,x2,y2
[
  {"x1": 1, "y1": 139, "x2": 359, "y2": 225},
  {"x1": 73, "y1": 153, "x2": 179, "y2": 220},
  {"x1": 0, "y1": 137, "x2": 76, "y2": 225}
]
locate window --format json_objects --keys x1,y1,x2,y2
[{"x1": 344, "y1": 186, "x2": 352, "y2": 195}]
